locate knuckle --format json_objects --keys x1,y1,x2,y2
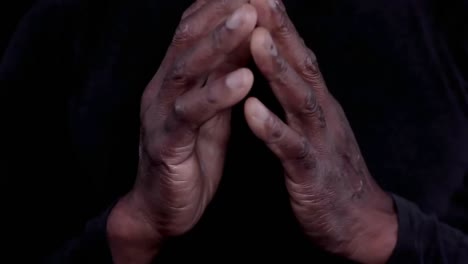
[
  {"x1": 172, "y1": 21, "x2": 194, "y2": 47},
  {"x1": 283, "y1": 138, "x2": 316, "y2": 172},
  {"x1": 166, "y1": 62, "x2": 194, "y2": 87},
  {"x1": 206, "y1": 89, "x2": 219, "y2": 105},
  {"x1": 277, "y1": 56, "x2": 289, "y2": 74},
  {"x1": 266, "y1": 116, "x2": 285, "y2": 143},
  {"x1": 301, "y1": 91, "x2": 319, "y2": 115},
  {"x1": 296, "y1": 138, "x2": 312, "y2": 160},
  {"x1": 271, "y1": 57, "x2": 289, "y2": 84},
  {"x1": 181, "y1": 9, "x2": 192, "y2": 20},
  {"x1": 211, "y1": 26, "x2": 225, "y2": 53},
  {"x1": 300, "y1": 50, "x2": 322, "y2": 82},
  {"x1": 172, "y1": 100, "x2": 188, "y2": 122},
  {"x1": 273, "y1": 11, "x2": 291, "y2": 38},
  {"x1": 296, "y1": 141, "x2": 316, "y2": 171},
  {"x1": 181, "y1": 1, "x2": 203, "y2": 20}
]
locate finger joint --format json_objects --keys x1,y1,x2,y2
[
  {"x1": 166, "y1": 61, "x2": 196, "y2": 87},
  {"x1": 211, "y1": 26, "x2": 225, "y2": 54},
  {"x1": 296, "y1": 140, "x2": 316, "y2": 171},
  {"x1": 300, "y1": 90, "x2": 319, "y2": 116},
  {"x1": 173, "y1": 100, "x2": 190, "y2": 123},
  {"x1": 300, "y1": 50, "x2": 322, "y2": 83},
  {"x1": 266, "y1": 116, "x2": 285, "y2": 144},
  {"x1": 172, "y1": 21, "x2": 194, "y2": 47},
  {"x1": 271, "y1": 56, "x2": 289, "y2": 84},
  {"x1": 272, "y1": 11, "x2": 291, "y2": 39}
]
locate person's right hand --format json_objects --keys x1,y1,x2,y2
[{"x1": 107, "y1": 1, "x2": 257, "y2": 263}]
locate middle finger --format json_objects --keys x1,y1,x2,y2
[
  {"x1": 250, "y1": 27, "x2": 324, "y2": 128},
  {"x1": 163, "y1": 4, "x2": 257, "y2": 95}
]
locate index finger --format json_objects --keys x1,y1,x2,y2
[
  {"x1": 250, "y1": 27, "x2": 324, "y2": 128},
  {"x1": 155, "y1": 0, "x2": 251, "y2": 79},
  {"x1": 143, "y1": 0, "x2": 250, "y2": 109},
  {"x1": 250, "y1": 0, "x2": 324, "y2": 90},
  {"x1": 169, "y1": 0, "x2": 250, "y2": 59}
]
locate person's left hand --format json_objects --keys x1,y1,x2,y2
[{"x1": 246, "y1": 1, "x2": 398, "y2": 263}]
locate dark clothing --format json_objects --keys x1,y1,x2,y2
[{"x1": 2, "y1": 0, "x2": 468, "y2": 262}]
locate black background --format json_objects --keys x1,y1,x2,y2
[{"x1": 0, "y1": 1, "x2": 37, "y2": 59}]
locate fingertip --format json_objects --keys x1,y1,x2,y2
[
  {"x1": 250, "y1": 27, "x2": 276, "y2": 57},
  {"x1": 244, "y1": 97, "x2": 259, "y2": 116},
  {"x1": 244, "y1": 97, "x2": 280, "y2": 144},
  {"x1": 244, "y1": 97, "x2": 270, "y2": 123},
  {"x1": 242, "y1": 3, "x2": 258, "y2": 28},
  {"x1": 244, "y1": 97, "x2": 261, "y2": 135},
  {"x1": 244, "y1": 97, "x2": 255, "y2": 123},
  {"x1": 229, "y1": 3, "x2": 258, "y2": 31},
  {"x1": 241, "y1": 67, "x2": 255, "y2": 89},
  {"x1": 226, "y1": 68, "x2": 254, "y2": 91},
  {"x1": 250, "y1": 27, "x2": 269, "y2": 46}
]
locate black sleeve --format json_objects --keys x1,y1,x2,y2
[
  {"x1": 1, "y1": 1, "x2": 115, "y2": 263},
  {"x1": 388, "y1": 195, "x2": 468, "y2": 263},
  {"x1": 44, "y1": 206, "x2": 115, "y2": 264}
]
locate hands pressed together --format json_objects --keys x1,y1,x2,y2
[{"x1": 107, "y1": 1, "x2": 398, "y2": 263}]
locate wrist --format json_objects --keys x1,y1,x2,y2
[
  {"x1": 345, "y1": 195, "x2": 398, "y2": 264},
  {"x1": 107, "y1": 192, "x2": 163, "y2": 264}
]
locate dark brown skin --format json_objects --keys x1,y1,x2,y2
[
  {"x1": 107, "y1": 1, "x2": 257, "y2": 263},
  {"x1": 107, "y1": 1, "x2": 398, "y2": 263},
  {"x1": 246, "y1": 0, "x2": 398, "y2": 263}
]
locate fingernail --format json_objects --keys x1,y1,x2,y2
[
  {"x1": 264, "y1": 33, "x2": 278, "y2": 56},
  {"x1": 226, "y1": 9, "x2": 244, "y2": 30},
  {"x1": 226, "y1": 70, "x2": 245, "y2": 89},
  {"x1": 252, "y1": 100, "x2": 270, "y2": 121}
]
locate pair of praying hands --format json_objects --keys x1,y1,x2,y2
[{"x1": 107, "y1": 1, "x2": 397, "y2": 263}]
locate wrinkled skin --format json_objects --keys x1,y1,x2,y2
[
  {"x1": 135, "y1": 1, "x2": 256, "y2": 238},
  {"x1": 107, "y1": 1, "x2": 257, "y2": 263},
  {"x1": 108, "y1": 1, "x2": 398, "y2": 264},
  {"x1": 245, "y1": 0, "x2": 397, "y2": 263}
]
